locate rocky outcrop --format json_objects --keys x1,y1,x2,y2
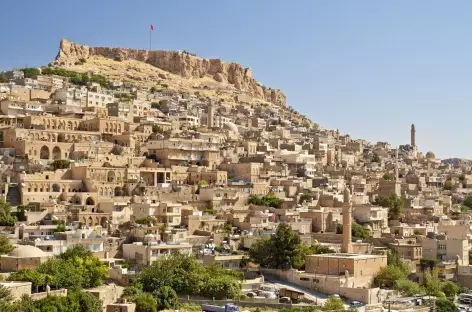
[{"x1": 55, "y1": 39, "x2": 286, "y2": 106}]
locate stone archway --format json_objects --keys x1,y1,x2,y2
[
  {"x1": 100, "y1": 217, "x2": 108, "y2": 227},
  {"x1": 107, "y1": 171, "x2": 115, "y2": 183},
  {"x1": 85, "y1": 197, "x2": 95, "y2": 205},
  {"x1": 52, "y1": 146, "x2": 61, "y2": 160},
  {"x1": 57, "y1": 133, "x2": 65, "y2": 143},
  {"x1": 52, "y1": 184, "x2": 60, "y2": 192},
  {"x1": 40, "y1": 146, "x2": 50, "y2": 160}
]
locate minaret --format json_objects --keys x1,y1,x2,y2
[
  {"x1": 395, "y1": 148, "x2": 399, "y2": 181},
  {"x1": 207, "y1": 103, "x2": 215, "y2": 128},
  {"x1": 410, "y1": 124, "x2": 416, "y2": 147},
  {"x1": 341, "y1": 187, "x2": 353, "y2": 253}
]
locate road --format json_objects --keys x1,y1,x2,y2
[{"x1": 263, "y1": 275, "x2": 330, "y2": 306}]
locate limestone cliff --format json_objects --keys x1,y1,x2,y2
[{"x1": 55, "y1": 39, "x2": 286, "y2": 106}]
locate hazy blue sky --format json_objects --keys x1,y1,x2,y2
[{"x1": 1, "y1": 1, "x2": 471, "y2": 158}]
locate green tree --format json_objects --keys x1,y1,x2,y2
[
  {"x1": 0, "y1": 73, "x2": 8, "y2": 83},
  {"x1": 248, "y1": 193, "x2": 283, "y2": 208},
  {"x1": 373, "y1": 265, "x2": 409, "y2": 288},
  {"x1": 21, "y1": 68, "x2": 41, "y2": 78},
  {"x1": 299, "y1": 193, "x2": 313, "y2": 204},
  {"x1": 137, "y1": 254, "x2": 242, "y2": 299},
  {"x1": 152, "y1": 286, "x2": 179, "y2": 310},
  {"x1": 382, "y1": 173, "x2": 394, "y2": 181},
  {"x1": 440, "y1": 281, "x2": 460, "y2": 298},
  {"x1": 51, "y1": 159, "x2": 71, "y2": 170},
  {"x1": 323, "y1": 296, "x2": 345, "y2": 311},
  {"x1": 443, "y1": 180, "x2": 455, "y2": 191},
  {"x1": 249, "y1": 223, "x2": 307, "y2": 269},
  {"x1": 335, "y1": 222, "x2": 370, "y2": 240},
  {"x1": 0, "y1": 285, "x2": 12, "y2": 302},
  {"x1": 375, "y1": 194, "x2": 403, "y2": 220},
  {"x1": 394, "y1": 279, "x2": 423, "y2": 296},
  {"x1": 435, "y1": 298, "x2": 459, "y2": 312},
  {"x1": 0, "y1": 234, "x2": 14, "y2": 255},
  {"x1": 135, "y1": 293, "x2": 158, "y2": 312},
  {"x1": 0, "y1": 199, "x2": 16, "y2": 226},
  {"x1": 419, "y1": 258, "x2": 439, "y2": 272},
  {"x1": 464, "y1": 195, "x2": 472, "y2": 209},
  {"x1": 150, "y1": 102, "x2": 161, "y2": 109},
  {"x1": 197, "y1": 180, "x2": 209, "y2": 186}
]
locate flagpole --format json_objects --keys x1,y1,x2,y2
[{"x1": 149, "y1": 28, "x2": 151, "y2": 50}]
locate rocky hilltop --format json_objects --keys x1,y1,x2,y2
[{"x1": 55, "y1": 39, "x2": 286, "y2": 106}]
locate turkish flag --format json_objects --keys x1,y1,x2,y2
[{"x1": 150, "y1": 24, "x2": 154, "y2": 31}]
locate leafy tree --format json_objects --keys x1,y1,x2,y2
[
  {"x1": 299, "y1": 193, "x2": 313, "y2": 204},
  {"x1": 248, "y1": 193, "x2": 283, "y2": 208},
  {"x1": 0, "y1": 199, "x2": 16, "y2": 226},
  {"x1": 323, "y1": 296, "x2": 345, "y2": 311},
  {"x1": 8, "y1": 245, "x2": 108, "y2": 291},
  {"x1": 443, "y1": 180, "x2": 454, "y2": 191},
  {"x1": 373, "y1": 265, "x2": 409, "y2": 288},
  {"x1": 464, "y1": 195, "x2": 472, "y2": 209},
  {"x1": 394, "y1": 279, "x2": 423, "y2": 296},
  {"x1": 375, "y1": 194, "x2": 403, "y2": 220},
  {"x1": 135, "y1": 293, "x2": 158, "y2": 312},
  {"x1": 435, "y1": 298, "x2": 459, "y2": 312},
  {"x1": 151, "y1": 125, "x2": 164, "y2": 134},
  {"x1": 0, "y1": 285, "x2": 12, "y2": 302},
  {"x1": 59, "y1": 245, "x2": 92, "y2": 260},
  {"x1": 150, "y1": 102, "x2": 161, "y2": 109},
  {"x1": 152, "y1": 286, "x2": 179, "y2": 310},
  {"x1": 0, "y1": 234, "x2": 14, "y2": 255},
  {"x1": 249, "y1": 223, "x2": 308, "y2": 269},
  {"x1": 0, "y1": 73, "x2": 8, "y2": 83},
  {"x1": 423, "y1": 268, "x2": 445, "y2": 298},
  {"x1": 56, "y1": 224, "x2": 67, "y2": 232},
  {"x1": 335, "y1": 222, "x2": 370, "y2": 240},
  {"x1": 137, "y1": 254, "x2": 242, "y2": 299},
  {"x1": 419, "y1": 258, "x2": 439, "y2": 272},
  {"x1": 440, "y1": 281, "x2": 460, "y2": 298},
  {"x1": 51, "y1": 159, "x2": 71, "y2": 170},
  {"x1": 382, "y1": 173, "x2": 394, "y2": 181},
  {"x1": 21, "y1": 68, "x2": 41, "y2": 78},
  {"x1": 372, "y1": 154, "x2": 381, "y2": 163},
  {"x1": 197, "y1": 180, "x2": 209, "y2": 186}
]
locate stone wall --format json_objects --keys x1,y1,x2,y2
[{"x1": 54, "y1": 39, "x2": 286, "y2": 107}]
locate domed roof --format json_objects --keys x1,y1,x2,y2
[
  {"x1": 8, "y1": 245, "x2": 48, "y2": 258},
  {"x1": 223, "y1": 122, "x2": 238, "y2": 134},
  {"x1": 223, "y1": 122, "x2": 239, "y2": 133},
  {"x1": 425, "y1": 151, "x2": 436, "y2": 159}
]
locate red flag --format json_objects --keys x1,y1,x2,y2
[{"x1": 150, "y1": 24, "x2": 154, "y2": 31}]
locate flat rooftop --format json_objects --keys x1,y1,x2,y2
[{"x1": 306, "y1": 253, "x2": 386, "y2": 260}]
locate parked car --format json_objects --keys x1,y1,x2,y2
[
  {"x1": 279, "y1": 297, "x2": 292, "y2": 304},
  {"x1": 350, "y1": 301, "x2": 364, "y2": 308}
]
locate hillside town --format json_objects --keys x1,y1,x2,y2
[{"x1": 0, "y1": 41, "x2": 471, "y2": 312}]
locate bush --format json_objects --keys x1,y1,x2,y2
[
  {"x1": 21, "y1": 68, "x2": 41, "y2": 79},
  {"x1": 51, "y1": 159, "x2": 71, "y2": 170},
  {"x1": 152, "y1": 286, "x2": 179, "y2": 310},
  {"x1": 248, "y1": 193, "x2": 283, "y2": 208},
  {"x1": 135, "y1": 293, "x2": 157, "y2": 312}
]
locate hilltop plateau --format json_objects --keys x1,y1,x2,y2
[{"x1": 54, "y1": 39, "x2": 286, "y2": 107}]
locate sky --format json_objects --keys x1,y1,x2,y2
[{"x1": 1, "y1": 1, "x2": 471, "y2": 159}]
